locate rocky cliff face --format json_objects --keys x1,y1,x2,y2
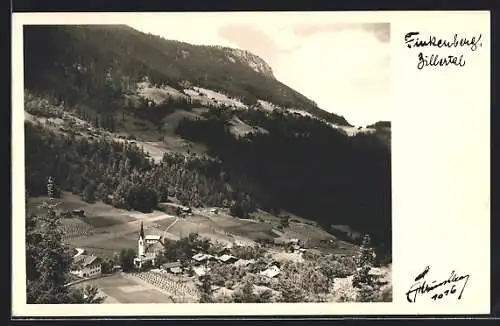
[{"x1": 219, "y1": 46, "x2": 275, "y2": 78}]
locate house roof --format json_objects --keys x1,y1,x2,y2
[
  {"x1": 192, "y1": 253, "x2": 214, "y2": 261},
  {"x1": 83, "y1": 255, "x2": 98, "y2": 267},
  {"x1": 145, "y1": 235, "x2": 162, "y2": 241},
  {"x1": 162, "y1": 202, "x2": 191, "y2": 210},
  {"x1": 72, "y1": 254, "x2": 100, "y2": 269},
  {"x1": 162, "y1": 261, "x2": 181, "y2": 269},
  {"x1": 217, "y1": 254, "x2": 237, "y2": 262},
  {"x1": 260, "y1": 265, "x2": 281, "y2": 278},
  {"x1": 234, "y1": 259, "x2": 255, "y2": 267},
  {"x1": 170, "y1": 267, "x2": 182, "y2": 274}
]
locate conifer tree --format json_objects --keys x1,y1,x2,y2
[
  {"x1": 198, "y1": 274, "x2": 214, "y2": 303},
  {"x1": 352, "y1": 234, "x2": 378, "y2": 302},
  {"x1": 27, "y1": 176, "x2": 73, "y2": 303}
]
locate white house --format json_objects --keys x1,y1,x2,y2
[
  {"x1": 192, "y1": 253, "x2": 215, "y2": 264},
  {"x1": 70, "y1": 254, "x2": 102, "y2": 278},
  {"x1": 260, "y1": 265, "x2": 281, "y2": 278},
  {"x1": 217, "y1": 254, "x2": 238, "y2": 264},
  {"x1": 145, "y1": 234, "x2": 162, "y2": 245}
]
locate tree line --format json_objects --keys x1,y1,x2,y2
[{"x1": 25, "y1": 121, "x2": 256, "y2": 215}]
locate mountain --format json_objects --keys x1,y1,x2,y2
[
  {"x1": 215, "y1": 46, "x2": 275, "y2": 78},
  {"x1": 24, "y1": 24, "x2": 350, "y2": 127},
  {"x1": 23, "y1": 25, "x2": 391, "y2": 259}
]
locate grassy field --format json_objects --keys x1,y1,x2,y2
[
  {"x1": 82, "y1": 214, "x2": 136, "y2": 228},
  {"x1": 27, "y1": 192, "x2": 178, "y2": 256},
  {"x1": 28, "y1": 192, "x2": 137, "y2": 224},
  {"x1": 72, "y1": 273, "x2": 173, "y2": 303},
  {"x1": 28, "y1": 190, "x2": 358, "y2": 259},
  {"x1": 208, "y1": 214, "x2": 277, "y2": 241},
  {"x1": 71, "y1": 232, "x2": 137, "y2": 251}
]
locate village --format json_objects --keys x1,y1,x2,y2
[
  {"x1": 64, "y1": 200, "x2": 386, "y2": 303},
  {"x1": 69, "y1": 219, "x2": 322, "y2": 303}
]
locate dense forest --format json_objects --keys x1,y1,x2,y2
[
  {"x1": 176, "y1": 108, "x2": 391, "y2": 257},
  {"x1": 25, "y1": 121, "x2": 257, "y2": 210},
  {"x1": 23, "y1": 25, "x2": 350, "y2": 126}
]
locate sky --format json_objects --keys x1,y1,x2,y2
[{"x1": 128, "y1": 13, "x2": 390, "y2": 126}]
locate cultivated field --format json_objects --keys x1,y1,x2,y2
[
  {"x1": 28, "y1": 189, "x2": 359, "y2": 258},
  {"x1": 27, "y1": 192, "x2": 179, "y2": 257},
  {"x1": 71, "y1": 273, "x2": 173, "y2": 303}
]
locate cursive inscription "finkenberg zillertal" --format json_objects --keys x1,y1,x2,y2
[{"x1": 404, "y1": 32, "x2": 483, "y2": 70}]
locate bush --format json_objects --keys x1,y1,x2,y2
[
  {"x1": 332, "y1": 282, "x2": 357, "y2": 302},
  {"x1": 357, "y1": 284, "x2": 376, "y2": 302},
  {"x1": 374, "y1": 286, "x2": 392, "y2": 302},
  {"x1": 230, "y1": 245, "x2": 265, "y2": 260}
]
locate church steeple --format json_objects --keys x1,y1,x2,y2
[
  {"x1": 139, "y1": 221, "x2": 145, "y2": 239},
  {"x1": 138, "y1": 222, "x2": 145, "y2": 257}
]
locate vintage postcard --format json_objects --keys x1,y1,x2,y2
[{"x1": 11, "y1": 11, "x2": 490, "y2": 317}]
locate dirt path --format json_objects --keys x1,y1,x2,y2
[{"x1": 162, "y1": 217, "x2": 179, "y2": 240}]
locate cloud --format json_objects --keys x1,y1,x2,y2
[
  {"x1": 271, "y1": 25, "x2": 390, "y2": 126},
  {"x1": 292, "y1": 22, "x2": 390, "y2": 43}
]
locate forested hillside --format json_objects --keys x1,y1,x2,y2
[
  {"x1": 24, "y1": 25, "x2": 350, "y2": 126},
  {"x1": 24, "y1": 24, "x2": 391, "y2": 260}
]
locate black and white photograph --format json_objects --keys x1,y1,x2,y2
[{"x1": 22, "y1": 17, "x2": 392, "y2": 304}]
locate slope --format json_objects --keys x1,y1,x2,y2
[{"x1": 24, "y1": 24, "x2": 350, "y2": 126}]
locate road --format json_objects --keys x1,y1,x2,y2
[{"x1": 162, "y1": 216, "x2": 180, "y2": 241}]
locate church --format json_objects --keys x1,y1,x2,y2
[{"x1": 133, "y1": 222, "x2": 164, "y2": 269}]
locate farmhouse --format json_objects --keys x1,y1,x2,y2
[
  {"x1": 213, "y1": 246, "x2": 231, "y2": 256},
  {"x1": 70, "y1": 254, "x2": 102, "y2": 278},
  {"x1": 274, "y1": 238, "x2": 301, "y2": 246},
  {"x1": 72, "y1": 209, "x2": 85, "y2": 217},
  {"x1": 234, "y1": 259, "x2": 255, "y2": 267},
  {"x1": 161, "y1": 261, "x2": 182, "y2": 273},
  {"x1": 170, "y1": 267, "x2": 183, "y2": 274},
  {"x1": 145, "y1": 234, "x2": 162, "y2": 245},
  {"x1": 260, "y1": 265, "x2": 281, "y2": 278},
  {"x1": 192, "y1": 253, "x2": 215, "y2": 264},
  {"x1": 217, "y1": 254, "x2": 238, "y2": 264},
  {"x1": 158, "y1": 202, "x2": 193, "y2": 216}
]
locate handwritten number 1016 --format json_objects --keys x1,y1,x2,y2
[{"x1": 431, "y1": 285, "x2": 457, "y2": 301}]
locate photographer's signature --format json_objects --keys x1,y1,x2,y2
[{"x1": 406, "y1": 266, "x2": 470, "y2": 303}]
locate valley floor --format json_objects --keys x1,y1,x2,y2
[{"x1": 29, "y1": 192, "x2": 391, "y2": 303}]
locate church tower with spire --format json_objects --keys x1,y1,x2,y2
[{"x1": 138, "y1": 221, "x2": 145, "y2": 257}]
